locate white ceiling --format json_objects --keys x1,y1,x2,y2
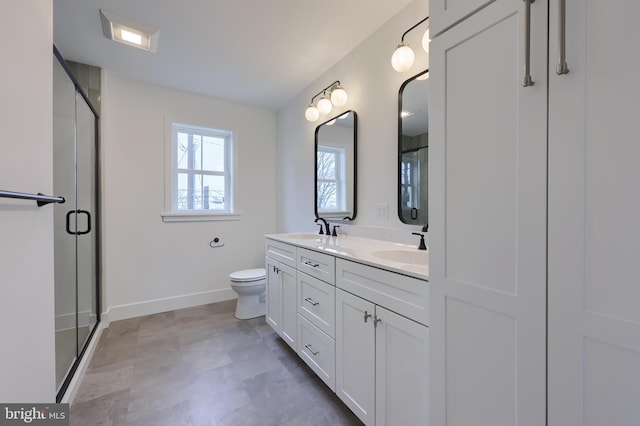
[{"x1": 53, "y1": 0, "x2": 414, "y2": 109}]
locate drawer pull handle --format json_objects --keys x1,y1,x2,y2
[
  {"x1": 364, "y1": 311, "x2": 372, "y2": 323},
  {"x1": 304, "y1": 297, "x2": 319, "y2": 306},
  {"x1": 304, "y1": 344, "x2": 319, "y2": 356},
  {"x1": 304, "y1": 260, "x2": 320, "y2": 268}
]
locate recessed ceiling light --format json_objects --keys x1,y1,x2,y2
[
  {"x1": 120, "y1": 29, "x2": 143, "y2": 46},
  {"x1": 100, "y1": 9, "x2": 159, "y2": 52}
]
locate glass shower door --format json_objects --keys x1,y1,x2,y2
[
  {"x1": 53, "y1": 56, "x2": 99, "y2": 395},
  {"x1": 75, "y1": 92, "x2": 98, "y2": 353},
  {"x1": 53, "y1": 59, "x2": 78, "y2": 391}
]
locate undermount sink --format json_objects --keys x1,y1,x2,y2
[
  {"x1": 372, "y1": 249, "x2": 428, "y2": 265},
  {"x1": 284, "y1": 233, "x2": 323, "y2": 240}
]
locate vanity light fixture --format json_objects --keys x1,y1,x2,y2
[
  {"x1": 391, "y1": 16, "x2": 429, "y2": 72},
  {"x1": 100, "y1": 9, "x2": 159, "y2": 52},
  {"x1": 317, "y1": 93, "x2": 333, "y2": 115},
  {"x1": 304, "y1": 80, "x2": 348, "y2": 122}
]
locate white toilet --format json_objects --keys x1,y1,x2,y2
[{"x1": 229, "y1": 268, "x2": 266, "y2": 319}]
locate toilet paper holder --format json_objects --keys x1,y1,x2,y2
[{"x1": 209, "y1": 237, "x2": 225, "y2": 248}]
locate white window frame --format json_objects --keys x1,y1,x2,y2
[
  {"x1": 162, "y1": 119, "x2": 240, "y2": 222},
  {"x1": 317, "y1": 144, "x2": 347, "y2": 213}
]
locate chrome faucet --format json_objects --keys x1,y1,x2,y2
[{"x1": 315, "y1": 217, "x2": 330, "y2": 235}]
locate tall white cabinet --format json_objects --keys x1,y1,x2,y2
[
  {"x1": 547, "y1": 1, "x2": 640, "y2": 425},
  {"x1": 429, "y1": 0, "x2": 640, "y2": 424}
]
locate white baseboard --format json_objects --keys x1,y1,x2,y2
[
  {"x1": 103, "y1": 288, "x2": 236, "y2": 324},
  {"x1": 61, "y1": 321, "x2": 104, "y2": 405}
]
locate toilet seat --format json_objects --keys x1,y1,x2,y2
[{"x1": 229, "y1": 268, "x2": 266, "y2": 283}]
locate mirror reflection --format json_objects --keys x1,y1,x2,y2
[
  {"x1": 315, "y1": 110, "x2": 357, "y2": 220},
  {"x1": 398, "y1": 70, "x2": 428, "y2": 226}
]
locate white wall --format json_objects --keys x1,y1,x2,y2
[
  {"x1": 102, "y1": 73, "x2": 277, "y2": 321},
  {"x1": 276, "y1": 0, "x2": 429, "y2": 244},
  {"x1": 0, "y1": 0, "x2": 56, "y2": 402}
]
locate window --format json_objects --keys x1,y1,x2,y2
[
  {"x1": 400, "y1": 153, "x2": 420, "y2": 209},
  {"x1": 317, "y1": 145, "x2": 346, "y2": 212},
  {"x1": 163, "y1": 122, "x2": 236, "y2": 221}
]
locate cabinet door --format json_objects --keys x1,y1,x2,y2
[
  {"x1": 430, "y1": 0, "x2": 495, "y2": 36},
  {"x1": 336, "y1": 289, "x2": 375, "y2": 426},
  {"x1": 429, "y1": 0, "x2": 548, "y2": 425},
  {"x1": 279, "y1": 262, "x2": 297, "y2": 350},
  {"x1": 265, "y1": 257, "x2": 281, "y2": 333},
  {"x1": 375, "y1": 307, "x2": 428, "y2": 426},
  {"x1": 547, "y1": 1, "x2": 640, "y2": 424}
]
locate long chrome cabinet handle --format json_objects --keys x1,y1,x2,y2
[
  {"x1": 556, "y1": 0, "x2": 569, "y2": 75},
  {"x1": 304, "y1": 297, "x2": 319, "y2": 306},
  {"x1": 303, "y1": 260, "x2": 320, "y2": 268},
  {"x1": 522, "y1": 0, "x2": 535, "y2": 87},
  {"x1": 304, "y1": 344, "x2": 319, "y2": 356}
]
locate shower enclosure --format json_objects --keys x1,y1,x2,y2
[{"x1": 53, "y1": 47, "x2": 100, "y2": 401}]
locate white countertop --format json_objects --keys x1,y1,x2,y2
[{"x1": 265, "y1": 233, "x2": 428, "y2": 281}]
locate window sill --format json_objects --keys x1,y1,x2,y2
[{"x1": 161, "y1": 211, "x2": 241, "y2": 223}]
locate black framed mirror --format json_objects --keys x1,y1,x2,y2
[
  {"x1": 398, "y1": 70, "x2": 428, "y2": 226},
  {"x1": 315, "y1": 110, "x2": 357, "y2": 220}
]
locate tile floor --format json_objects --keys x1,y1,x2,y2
[{"x1": 69, "y1": 300, "x2": 363, "y2": 426}]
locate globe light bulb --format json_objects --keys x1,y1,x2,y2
[
  {"x1": 330, "y1": 85, "x2": 348, "y2": 107},
  {"x1": 422, "y1": 28, "x2": 431, "y2": 53},
  {"x1": 317, "y1": 94, "x2": 333, "y2": 115},
  {"x1": 391, "y1": 42, "x2": 415, "y2": 72},
  {"x1": 305, "y1": 104, "x2": 320, "y2": 122}
]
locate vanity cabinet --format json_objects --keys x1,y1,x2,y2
[
  {"x1": 265, "y1": 235, "x2": 429, "y2": 425},
  {"x1": 336, "y1": 260, "x2": 429, "y2": 426},
  {"x1": 265, "y1": 240, "x2": 297, "y2": 350},
  {"x1": 430, "y1": 0, "x2": 640, "y2": 424}
]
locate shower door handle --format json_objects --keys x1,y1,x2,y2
[{"x1": 66, "y1": 209, "x2": 92, "y2": 235}]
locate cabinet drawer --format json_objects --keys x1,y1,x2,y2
[
  {"x1": 336, "y1": 259, "x2": 429, "y2": 326},
  {"x1": 265, "y1": 239, "x2": 296, "y2": 268},
  {"x1": 298, "y1": 272, "x2": 336, "y2": 338},
  {"x1": 297, "y1": 247, "x2": 335, "y2": 285},
  {"x1": 297, "y1": 314, "x2": 336, "y2": 392}
]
